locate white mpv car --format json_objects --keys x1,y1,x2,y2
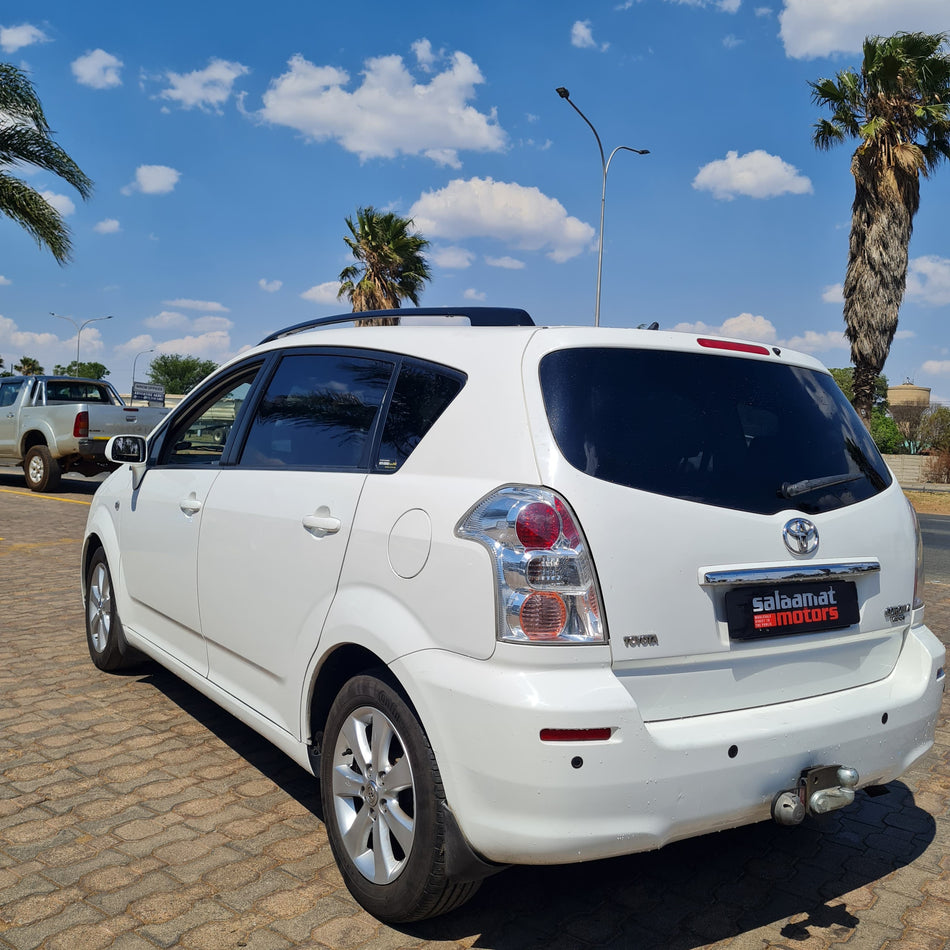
[{"x1": 83, "y1": 308, "x2": 946, "y2": 923}]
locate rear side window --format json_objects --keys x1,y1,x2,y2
[
  {"x1": 240, "y1": 353, "x2": 394, "y2": 470},
  {"x1": 539, "y1": 347, "x2": 891, "y2": 515},
  {"x1": 375, "y1": 361, "x2": 464, "y2": 471}
]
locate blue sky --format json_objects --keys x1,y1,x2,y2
[{"x1": 1, "y1": 0, "x2": 948, "y2": 400}]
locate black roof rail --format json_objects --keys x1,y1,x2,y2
[{"x1": 258, "y1": 307, "x2": 535, "y2": 344}]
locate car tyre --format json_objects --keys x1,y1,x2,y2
[
  {"x1": 85, "y1": 548, "x2": 137, "y2": 671},
  {"x1": 24, "y1": 445, "x2": 61, "y2": 492},
  {"x1": 320, "y1": 673, "x2": 480, "y2": 923}
]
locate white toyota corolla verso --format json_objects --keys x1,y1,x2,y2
[{"x1": 82, "y1": 308, "x2": 946, "y2": 923}]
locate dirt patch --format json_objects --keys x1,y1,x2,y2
[{"x1": 905, "y1": 490, "x2": 950, "y2": 516}]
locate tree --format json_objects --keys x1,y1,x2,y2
[
  {"x1": 52, "y1": 360, "x2": 110, "y2": 379},
  {"x1": 810, "y1": 32, "x2": 950, "y2": 425},
  {"x1": 337, "y1": 207, "x2": 432, "y2": 324},
  {"x1": 148, "y1": 354, "x2": 218, "y2": 394},
  {"x1": 919, "y1": 405, "x2": 950, "y2": 453},
  {"x1": 13, "y1": 355, "x2": 43, "y2": 375},
  {"x1": 0, "y1": 356, "x2": 10, "y2": 377},
  {"x1": 0, "y1": 63, "x2": 93, "y2": 264},
  {"x1": 828, "y1": 367, "x2": 889, "y2": 409}
]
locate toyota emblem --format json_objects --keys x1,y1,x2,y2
[{"x1": 783, "y1": 518, "x2": 819, "y2": 555}]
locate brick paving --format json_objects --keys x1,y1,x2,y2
[{"x1": 1, "y1": 472, "x2": 948, "y2": 950}]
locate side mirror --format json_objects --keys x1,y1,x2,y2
[
  {"x1": 106, "y1": 435, "x2": 148, "y2": 489},
  {"x1": 106, "y1": 435, "x2": 147, "y2": 463}
]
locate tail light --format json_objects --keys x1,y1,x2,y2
[
  {"x1": 456, "y1": 486, "x2": 606, "y2": 644},
  {"x1": 907, "y1": 499, "x2": 925, "y2": 610},
  {"x1": 73, "y1": 411, "x2": 89, "y2": 439}
]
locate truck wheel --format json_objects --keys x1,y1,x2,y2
[
  {"x1": 320, "y1": 674, "x2": 480, "y2": 923},
  {"x1": 24, "y1": 445, "x2": 61, "y2": 492},
  {"x1": 85, "y1": 548, "x2": 137, "y2": 671}
]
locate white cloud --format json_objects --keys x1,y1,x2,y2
[
  {"x1": 409, "y1": 177, "x2": 595, "y2": 263},
  {"x1": 259, "y1": 48, "x2": 506, "y2": 168},
  {"x1": 144, "y1": 310, "x2": 189, "y2": 329},
  {"x1": 822, "y1": 283, "x2": 843, "y2": 303},
  {"x1": 779, "y1": 0, "x2": 948, "y2": 59},
  {"x1": 755, "y1": 6, "x2": 773, "y2": 15},
  {"x1": 672, "y1": 312, "x2": 848, "y2": 354},
  {"x1": 0, "y1": 276, "x2": 11, "y2": 286},
  {"x1": 71, "y1": 50, "x2": 123, "y2": 89},
  {"x1": 906, "y1": 255, "x2": 950, "y2": 306},
  {"x1": 433, "y1": 246, "x2": 475, "y2": 269},
  {"x1": 163, "y1": 298, "x2": 229, "y2": 312},
  {"x1": 0, "y1": 24, "x2": 48, "y2": 53},
  {"x1": 155, "y1": 331, "x2": 232, "y2": 360},
  {"x1": 300, "y1": 282, "x2": 342, "y2": 304},
  {"x1": 258, "y1": 278, "x2": 283, "y2": 293},
  {"x1": 463, "y1": 288, "x2": 487, "y2": 301},
  {"x1": 571, "y1": 21, "x2": 609, "y2": 51},
  {"x1": 723, "y1": 34, "x2": 743, "y2": 48},
  {"x1": 40, "y1": 191, "x2": 76, "y2": 216},
  {"x1": 122, "y1": 165, "x2": 181, "y2": 195},
  {"x1": 193, "y1": 316, "x2": 234, "y2": 332},
  {"x1": 0, "y1": 314, "x2": 62, "y2": 357},
  {"x1": 94, "y1": 218, "x2": 121, "y2": 234},
  {"x1": 412, "y1": 38, "x2": 440, "y2": 71},
  {"x1": 486, "y1": 255, "x2": 526, "y2": 270},
  {"x1": 664, "y1": 0, "x2": 741, "y2": 10},
  {"x1": 693, "y1": 150, "x2": 813, "y2": 200},
  {"x1": 922, "y1": 360, "x2": 950, "y2": 375},
  {"x1": 159, "y1": 58, "x2": 249, "y2": 111}
]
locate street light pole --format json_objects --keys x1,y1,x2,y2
[
  {"x1": 50, "y1": 312, "x2": 114, "y2": 365},
  {"x1": 132, "y1": 348, "x2": 154, "y2": 392},
  {"x1": 555, "y1": 87, "x2": 649, "y2": 327}
]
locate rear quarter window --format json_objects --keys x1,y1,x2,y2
[{"x1": 539, "y1": 347, "x2": 891, "y2": 515}]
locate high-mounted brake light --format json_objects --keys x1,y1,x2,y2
[
  {"x1": 457, "y1": 486, "x2": 606, "y2": 645},
  {"x1": 697, "y1": 338, "x2": 771, "y2": 356}
]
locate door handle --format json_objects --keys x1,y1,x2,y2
[
  {"x1": 302, "y1": 506, "x2": 341, "y2": 537},
  {"x1": 180, "y1": 496, "x2": 202, "y2": 516}
]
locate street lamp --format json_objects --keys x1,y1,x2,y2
[
  {"x1": 555, "y1": 87, "x2": 649, "y2": 326},
  {"x1": 50, "y1": 312, "x2": 114, "y2": 365},
  {"x1": 132, "y1": 348, "x2": 154, "y2": 386}
]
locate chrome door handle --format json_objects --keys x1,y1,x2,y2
[
  {"x1": 302, "y1": 507, "x2": 341, "y2": 536},
  {"x1": 180, "y1": 496, "x2": 202, "y2": 515}
]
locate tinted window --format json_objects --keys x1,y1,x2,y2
[
  {"x1": 375, "y1": 362, "x2": 464, "y2": 471},
  {"x1": 0, "y1": 381, "x2": 21, "y2": 408},
  {"x1": 163, "y1": 371, "x2": 258, "y2": 467},
  {"x1": 240, "y1": 353, "x2": 393, "y2": 470},
  {"x1": 539, "y1": 348, "x2": 891, "y2": 515}
]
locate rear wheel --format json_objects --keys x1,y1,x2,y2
[
  {"x1": 85, "y1": 548, "x2": 137, "y2": 671},
  {"x1": 320, "y1": 674, "x2": 480, "y2": 922},
  {"x1": 24, "y1": 445, "x2": 61, "y2": 492}
]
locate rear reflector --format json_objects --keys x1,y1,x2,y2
[
  {"x1": 540, "y1": 728, "x2": 612, "y2": 742},
  {"x1": 697, "y1": 338, "x2": 771, "y2": 355}
]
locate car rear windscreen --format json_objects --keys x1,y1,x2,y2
[{"x1": 539, "y1": 347, "x2": 891, "y2": 515}]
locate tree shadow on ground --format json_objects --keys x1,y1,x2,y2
[{"x1": 137, "y1": 664, "x2": 937, "y2": 950}]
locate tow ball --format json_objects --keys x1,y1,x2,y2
[{"x1": 771, "y1": 765, "x2": 859, "y2": 826}]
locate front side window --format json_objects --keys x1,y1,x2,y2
[
  {"x1": 239, "y1": 353, "x2": 394, "y2": 470},
  {"x1": 161, "y1": 370, "x2": 258, "y2": 467},
  {"x1": 0, "y1": 381, "x2": 22, "y2": 408},
  {"x1": 540, "y1": 347, "x2": 891, "y2": 515}
]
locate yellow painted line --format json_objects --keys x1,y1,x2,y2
[
  {"x1": 0, "y1": 538, "x2": 82, "y2": 556},
  {"x1": 0, "y1": 488, "x2": 92, "y2": 506}
]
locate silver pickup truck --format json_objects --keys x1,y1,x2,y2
[{"x1": 0, "y1": 376, "x2": 168, "y2": 491}]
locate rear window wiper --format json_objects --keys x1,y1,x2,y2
[{"x1": 779, "y1": 472, "x2": 862, "y2": 499}]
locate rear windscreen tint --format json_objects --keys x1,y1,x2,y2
[{"x1": 539, "y1": 348, "x2": 891, "y2": 515}]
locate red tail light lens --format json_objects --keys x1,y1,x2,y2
[
  {"x1": 73, "y1": 411, "x2": 89, "y2": 438},
  {"x1": 516, "y1": 502, "x2": 560, "y2": 549}
]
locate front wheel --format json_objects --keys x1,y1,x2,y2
[
  {"x1": 24, "y1": 445, "x2": 61, "y2": 492},
  {"x1": 85, "y1": 548, "x2": 137, "y2": 671},
  {"x1": 320, "y1": 674, "x2": 480, "y2": 922}
]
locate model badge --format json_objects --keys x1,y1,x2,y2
[
  {"x1": 624, "y1": 634, "x2": 659, "y2": 648},
  {"x1": 783, "y1": 518, "x2": 819, "y2": 556},
  {"x1": 885, "y1": 604, "x2": 910, "y2": 623}
]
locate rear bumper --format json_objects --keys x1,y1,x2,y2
[{"x1": 393, "y1": 622, "x2": 945, "y2": 866}]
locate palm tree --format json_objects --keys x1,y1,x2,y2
[
  {"x1": 810, "y1": 32, "x2": 950, "y2": 425},
  {"x1": 1, "y1": 62, "x2": 93, "y2": 264},
  {"x1": 14, "y1": 356, "x2": 43, "y2": 375},
  {"x1": 337, "y1": 207, "x2": 432, "y2": 325}
]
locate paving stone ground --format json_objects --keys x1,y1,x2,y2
[{"x1": 1, "y1": 472, "x2": 948, "y2": 950}]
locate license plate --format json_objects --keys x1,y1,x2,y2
[{"x1": 725, "y1": 580, "x2": 859, "y2": 640}]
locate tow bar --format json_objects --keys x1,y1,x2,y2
[{"x1": 771, "y1": 765, "x2": 859, "y2": 826}]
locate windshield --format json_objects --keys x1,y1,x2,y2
[{"x1": 539, "y1": 347, "x2": 891, "y2": 516}]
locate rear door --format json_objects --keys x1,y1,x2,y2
[
  {"x1": 527, "y1": 337, "x2": 911, "y2": 720},
  {"x1": 199, "y1": 350, "x2": 395, "y2": 736}
]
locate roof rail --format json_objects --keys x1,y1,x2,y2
[{"x1": 258, "y1": 307, "x2": 535, "y2": 344}]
